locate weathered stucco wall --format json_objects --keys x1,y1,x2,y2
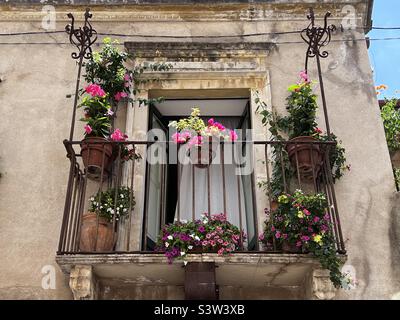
[{"x1": 1, "y1": 1, "x2": 399, "y2": 300}]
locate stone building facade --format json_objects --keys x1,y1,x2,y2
[{"x1": 1, "y1": 0, "x2": 400, "y2": 300}]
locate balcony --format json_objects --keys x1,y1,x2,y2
[{"x1": 56, "y1": 138, "x2": 346, "y2": 299}]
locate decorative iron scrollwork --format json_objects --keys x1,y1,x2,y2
[
  {"x1": 65, "y1": 8, "x2": 97, "y2": 60},
  {"x1": 301, "y1": 8, "x2": 336, "y2": 73}
]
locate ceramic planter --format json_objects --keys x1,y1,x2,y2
[
  {"x1": 80, "y1": 137, "x2": 113, "y2": 180},
  {"x1": 79, "y1": 212, "x2": 115, "y2": 252},
  {"x1": 286, "y1": 136, "x2": 324, "y2": 180}
]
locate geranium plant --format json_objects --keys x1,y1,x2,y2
[
  {"x1": 156, "y1": 213, "x2": 245, "y2": 264},
  {"x1": 84, "y1": 37, "x2": 172, "y2": 108},
  {"x1": 169, "y1": 107, "x2": 238, "y2": 147},
  {"x1": 259, "y1": 190, "x2": 345, "y2": 288},
  {"x1": 89, "y1": 186, "x2": 135, "y2": 222},
  {"x1": 79, "y1": 84, "x2": 113, "y2": 138}
]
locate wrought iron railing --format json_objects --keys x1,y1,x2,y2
[{"x1": 57, "y1": 139, "x2": 345, "y2": 255}]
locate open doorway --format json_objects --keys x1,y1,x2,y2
[{"x1": 143, "y1": 92, "x2": 256, "y2": 251}]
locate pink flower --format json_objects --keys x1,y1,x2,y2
[
  {"x1": 84, "y1": 124, "x2": 92, "y2": 134},
  {"x1": 218, "y1": 239, "x2": 223, "y2": 244},
  {"x1": 208, "y1": 118, "x2": 215, "y2": 126},
  {"x1": 188, "y1": 135, "x2": 203, "y2": 147},
  {"x1": 303, "y1": 209, "x2": 311, "y2": 216},
  {"x1": 85, "y1": 84, "x2": 106, "y2": 98},
  {"x1": 299, "y1": 70, "x2": 309, "y2": 83},
  {"x1": 271, "y1": 226, "x2": 275, "y2": 232},
  {"x1": 206, "y1": 233, "x2": 212, "y2": 239},
  {"x1": 172, "y1": 131, "x2": 191, "y2": 144},
  {"x1": 215, "y1": 122, "x2": 225, "y2": 131},
  {"x1": 114, "y1": 91, "x2": 128, "y2": 101},
  {"x1": 202, "y1": 241, "x2": 208, "y2": 246},
  {"x1": 324, "y1": 213, "x2": 331, "y2": 221},
  {"x1": 315, "y1": 128, "x2": 323, "y2": 134},
  {"x1": 123, "y1": 73, "x2": 131, "y2": 81},
  {"x1": 275, "y1": 231, "x2": 281, "y2": 239},
  {"x1": 229, "y1": 130, "x2": 238, "y2": 142},
  {"x1": 210, "y1": 240, "x2": 216, "y2": 247},
  {"x1": 217, "y1": 248, "x2": 224, "y2": 255},
  {"x1": 321, "y1": 225, "x2": 329, "y2": 232},
  {"x1": 313, "y1": 216, "x2": 320, "y2": 223},
  {"x1": 111, "y1": 129, "x2": 128, "y2": 142},
  {"x1": 301, "y1": 235, "x2": 310, "y2": 242},
  {"x1": 296, "y1": 241, "x2": 302, "y2": 247},
  {"x1": 258, "y1": 233, "x2": 265, "y2": 241},
  {"x1": 223, "y1": 241, "x2": 229, "y2": 246}
]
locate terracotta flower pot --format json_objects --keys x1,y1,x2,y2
[
  {"x1": 81, "y1": 137, "x2": 113, "y2": 180},
  {"x1": 286, "y1": 136, "x2": 324, "y2": 180},
  {"x1": 189, "y1": 145, "x2": 216, "y2": 169},
  {"x1": 79, "y1": 212, "x2": 115, "y2": 252}
]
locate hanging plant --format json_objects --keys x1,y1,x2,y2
[{"x1": 256, "y1": 71, "x2": 349, "y2": 196}]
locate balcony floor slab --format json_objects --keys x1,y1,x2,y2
[{"x1": 56, "y1": 253, "x2": 346, "y2": 288}]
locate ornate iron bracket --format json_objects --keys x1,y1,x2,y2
[
  {"x1": 301, "y1": 8, "x2": 336, "y2": 74},
  {"x1": 65, "y1": 8, "x2": 97, "y2": 60},
  {"x1": 65, "y1": 8, "x2": 97, "y2": 141},
  {"x1": 300, "y1": 8, "x2": 336, "y2": 137}
]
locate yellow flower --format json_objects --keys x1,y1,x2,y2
[
  {"x1": 278, "y1": 195, "x2": 289, "y2": 204},
  {"x1": 313, "y1": 234, "x2": 323, "y2": 245},
  {"x1": 297, "y1": 211, "x2": 305, "y2": 219}
]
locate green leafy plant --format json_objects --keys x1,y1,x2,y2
[
  {"x1": 259, "y1": 190, "x2": 345, "y2": 288},
  {"x1": 283, "y1": 79, "x2": 319, "y2": 138},
  {"x1": 380, "y1": 98, "x2": 400, "y2": 153},
  {"x1": 84, "y1": 37, "x2": 172, "y2": 108},
  {"x1": 156, "y1": 213, "x2": 245, "y2": 264},
  {"x1": 255, "y1": 72, "x2": 349, "y2": 197},
  {"x1": 78, "y1": 93, "x2": 112, "y2": 138},
  {"x1": 89, "y1": 186, "x2": 135, "y2": 222}
]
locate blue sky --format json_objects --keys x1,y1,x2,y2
[{"x1": 368, "y1": 0, "x2": 400, "y2": 98}]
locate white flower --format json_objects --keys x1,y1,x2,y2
[
  {"x1": 181, "y1": 219, "x2": 187, "y2": 223},
  {"x1": 120, "y1": 205, "x2": 123, "y2": 208},
  {"x1": 123, "y1": 208, "x2": 127, "y2": 212},
  {"x1": 190, "y1": 234, "x2": 195, "y2": 238},
  {"x1": 183, "y1": 261, "x2": 188, "y2": 266},
  {"x1": 165, "y1": 242, "x2": 169, "y2": 248},
  {"x1": 120, "y1": 194, "x2": 124, "y2": 198},
  {"x1": 90, "y1": 197, "x2": 94, "y2": 201},
  {"x1": 100, "y1": 206, "x2": 103, "y2": 209},
  {"x1": 180, "y1": 251, "x2": 186, "y2": 256},
  {"x1": 111, "y1": 210, "x2": 115, "y2": 214},
  {"x1": 167, "y1": 235, "x2": 173, "y2": 240},
  {"x1": 195, "y1": 236, "x2": 200, "y2": 241},
  {"x1": 188, "y1": 245, "x2": 193, "y2": 250},
  {"x1": 203, "y1": 219, "x2": 208, "y2": 224}
]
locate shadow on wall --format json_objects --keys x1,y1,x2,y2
[{"x1": 390, "y1": 192, "x2": 400, "y2": 298}]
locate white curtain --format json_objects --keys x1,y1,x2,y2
[{"x1": 173, "y1": 117, "x2": 247, "y2": 236}]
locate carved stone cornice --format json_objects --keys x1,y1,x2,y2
[
  {"x1": 125, "y1": 42, "x2": 275, "y2": 59},
  {"x1": 0, "y1": 2, "x2": 371, "y2": 26}
]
